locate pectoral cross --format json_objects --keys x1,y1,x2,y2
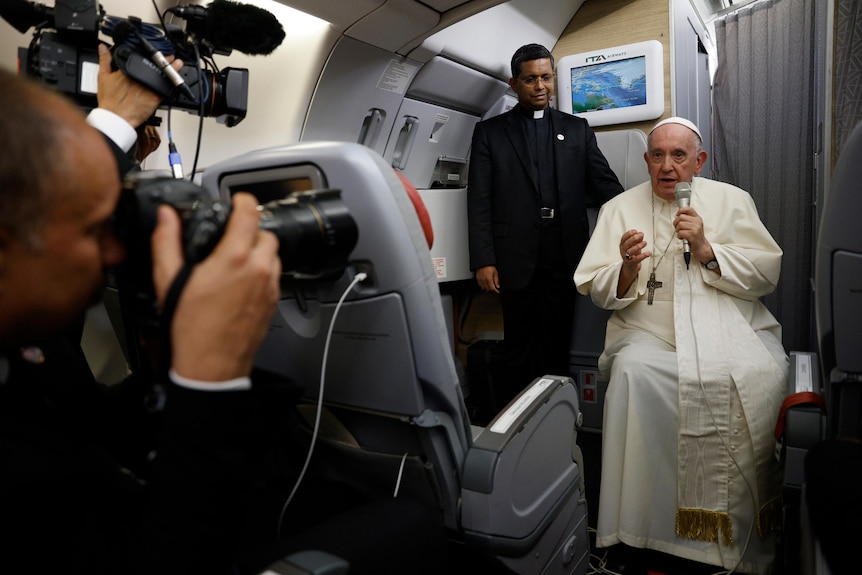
[{"x1": 647, "y1": 272, "x2": 663, "y2": 305}]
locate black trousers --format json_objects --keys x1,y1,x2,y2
[{"x1": 499, "y1": 222, "x2": 576, "y2": 404}]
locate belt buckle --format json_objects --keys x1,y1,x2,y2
[{"x1": 540, "y1": 207, "x2": 555, "y2": 219}]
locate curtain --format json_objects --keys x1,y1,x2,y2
[{"x1": 712, "y1": 0, "x2": 817, "y2": 353}]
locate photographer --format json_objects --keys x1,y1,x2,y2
[{"x1": 0, "y1": 63, "x2": 284, "y2": 574}]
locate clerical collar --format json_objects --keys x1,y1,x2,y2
[{"x1": 515, "y1": 104, "x2": 547, "y2": 120}]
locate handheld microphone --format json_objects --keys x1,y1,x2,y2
[
  {"x1": 168, "y1": 0, "x2": 286, "y2": 56},
  {"x1": 112, "y1": 20, "x2": 195, "y2": 101},
  {"x1": 674, "y1": 182, "x2": 692, "y2": 269}
]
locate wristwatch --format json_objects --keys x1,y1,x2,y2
[{"x1": 704, "y1": 258, "x2": 720, "y2": 270}]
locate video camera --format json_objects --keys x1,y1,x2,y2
[{"x1": 1, "y1": 0, "x2": 286, "y2": 126}]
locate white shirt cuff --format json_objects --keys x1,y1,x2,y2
[
  {"x1": 169, "y1": 368, "x2": 252, "y2": 392},
  {"x1": 87, "y1": 108, "x2": 138, "y2": 153}
]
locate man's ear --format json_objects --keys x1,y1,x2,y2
[{"x1": 694, "y1": 150, "x2": 708, "y2": 174}]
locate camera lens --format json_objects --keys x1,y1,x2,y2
[{"x1": 258, "y1": 189, "x2": 358, "y2": 277}]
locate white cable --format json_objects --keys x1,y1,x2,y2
[
  {"x1": 276, "y1": 271, "x2": 367, "y2": 539},
  {"x1": 393, "y1": 452, "x2": 408, "y2": 497}
]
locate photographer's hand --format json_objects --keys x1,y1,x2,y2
[
  {"x1": 150, "y1": 193, "x2": 281, "y2": 382},
  {"x1": 96, "y1": 43, "x2": 183, "y2": 128}
]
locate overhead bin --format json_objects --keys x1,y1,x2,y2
[{"x1": 407, "y1": 56, "x2": 509, "y2": 115}]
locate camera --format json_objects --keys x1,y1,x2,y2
[
  {"x1": 2, "y1": 0, "x2": 285, "y2": 126},
  {"x1": 113, "y1": 173, "x2": 359, "y2": 323}
]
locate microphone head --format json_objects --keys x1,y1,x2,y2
[
  {"x1": 111, "y1": 19, "x2": 138, "y2": 45},
  {"x1": 204, "y1": 0, "x2": 286, "y2": 56},
  {"x1": 674, "y1": 181, "x2": 692, "y2": 204}
]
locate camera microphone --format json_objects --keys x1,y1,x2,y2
[
  {"x1": 112, "y1": 19, "x2": 195, "y2": 101},
  {"x1": 167, "y1": 0, "x2": 286, "y2": 56}
]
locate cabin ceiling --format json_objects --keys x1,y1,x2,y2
[
  {"x1": 271, "y1": 0, "x2": 507, "y2": 53},
  {"x1": 272, "y1": 0, "x2": 585, "y2": 76}
]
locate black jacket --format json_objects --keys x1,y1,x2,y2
[
  {"x1": 0, "y1": 334, "x2": 301, "y2": 575},
  {"x1": 467, "y1": 107, "x2": 622, "y2": 291}
]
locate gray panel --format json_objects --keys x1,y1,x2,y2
[
  {"x1": 382, "y1": 98, "x2": 479, "y2": 187},
  {"x1": 302, "y1": 37, "x2": 422, "y2": 156},
  {"x1": 833, "y1": 251, "x2": 862, "y2": 373},
  {"x1": 417, "y1": 187, "x2": 471, "y2": 282},
  {"x1": 255, "y1": 293, "x2": 424, "y2": 415}
]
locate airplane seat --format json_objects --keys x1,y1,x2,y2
[
  {"x1": 570, "y1": 129, "x2": 649, "y2": 431},
  {"x1": 200, "y1": 141, "x2": 590, "y2": 575},
  {"x1": 593, "y1": 128, "x2": 650, "y2": 193},
  {"x1": 799, "y1": 119, "x2": 862, "y2": 575},
  {"x1": 814, "y1": 120, "x2": 862, "y2": 441}
]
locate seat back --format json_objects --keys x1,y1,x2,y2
[
  {"x1": 815, "y1": 120, "x2": 862, "y2": 439},
  {"x1": 594, "y1": 128, "x2": 650, "y2": 191},
  {"x1": 795, "y1": 121, "x2": 862, "y2": 575},
  {"x1": 201, "y1": 142, "x2": 588, "y2": 575},
  {"x1": 570, "y1": 129, "x2": 648, "y2": 430},
  {"x1": 201, "y1": 141, "x2": 469, "y2": 521}
]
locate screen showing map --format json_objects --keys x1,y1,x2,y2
[{"x1": 569, "y1": 55, "x2": 647, "y2": 113}]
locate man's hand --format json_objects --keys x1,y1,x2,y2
[
  {"x1": 96, "y1": 43, "x2": 183, "y2": 128},
  {"x1": 476, "y1": 265, "x2": 500, "y2": 293},
  {"x1": 674, "y1": 205, "x2": 712, "y2": 263},
  {"x1": 150, "y1": 193, "x2": 282, "y2": 382},
  {"x1": 617, "y1": 229, "x2": 651, "y2": 299}
]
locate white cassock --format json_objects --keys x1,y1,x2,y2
[{"x1": 574, "y1": 177, "x2": 788, "y2": 574}]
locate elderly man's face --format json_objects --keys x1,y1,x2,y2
[{"x1": 644, "y1": 123, "x2": 707, "y2": 201}]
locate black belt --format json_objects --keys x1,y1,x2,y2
[{"x1": 540, "y1": 207, "x2": 556, "y2": 219}]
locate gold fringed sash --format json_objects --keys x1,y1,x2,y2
[
  {"x1": 675, "y1": 508, "x2": 734, "y2": 545},
  {"x1": 757, "y1": 496, "x2": 783, "y2": 538}
]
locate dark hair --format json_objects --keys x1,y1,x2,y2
[
  {"x1": 510, "y1": 44, "x2": 554, "y2": 78},
  {"x1": 0, "y1": 69, "x2": 73, "y2": 246}
]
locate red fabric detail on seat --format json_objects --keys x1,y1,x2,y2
[
  {"x1": 774, "y1": 391, "x2": 827, "y2": 440},
  {"x1": 394, "y1": 170, "x2": 434, "y2": 249}
]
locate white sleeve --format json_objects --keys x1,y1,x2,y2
[
  {"x1": 86, "y1": 108, "x2": 137, "y2": 153},
  {"x1": 169, "y1": 368, "x2": 252, "y2": 392}
]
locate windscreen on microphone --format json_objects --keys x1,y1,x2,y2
[
  {"x1": 111, "y1": 19, "x2": 137, "y2": 46},
  {"x1": 195, "y1": 0, "x2": 285, "y2": 56}
]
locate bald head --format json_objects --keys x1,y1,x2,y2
[{"x1": 0, "y1": 69, "x2": 115, "y2": 245}]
